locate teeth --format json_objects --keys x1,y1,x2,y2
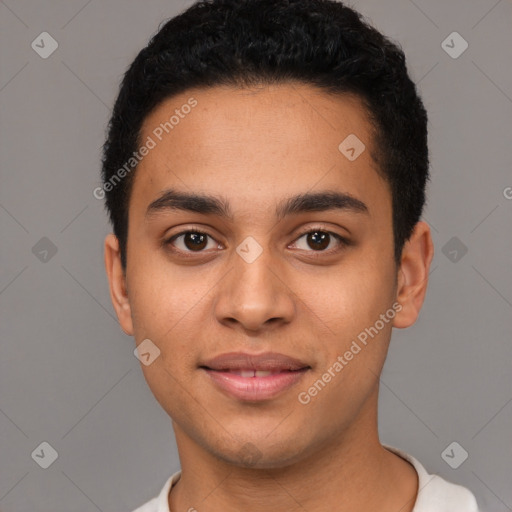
[
  {"x1": 255, "y1": 370, "x2": 272, "y2": 377},
  {"x1": 228, "y1": 370, "x2": 278, "y2": 377}
]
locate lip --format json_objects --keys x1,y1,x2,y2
[
  {"x1": 200, "y1": 351, "x2": 310, "y2": 372},
  {"x1": 200, "y1": 351, "x2": 311, "y2": 401}
]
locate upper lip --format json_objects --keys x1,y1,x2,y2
[{"x1": 200, "y1": 352, "x2": 310, "y2": 372}]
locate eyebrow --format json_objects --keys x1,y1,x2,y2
[{"x1": 145, "y1": 188, "x2": 369, "y2": 221}]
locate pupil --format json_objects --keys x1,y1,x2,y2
[
  {"x1": 308, "y1": 231, "x2": 329, "y2": 251},
  {"x1": 185, "y1": 232, "x2": 207, "y2": 251}
]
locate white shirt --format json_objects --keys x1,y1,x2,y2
[{"x1": 132, "y1": 444, "x2": 480, "y2": 512}]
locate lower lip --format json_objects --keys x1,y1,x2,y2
[{"x1": 202, "y1": 368, "x2": 309, "y2": 401}]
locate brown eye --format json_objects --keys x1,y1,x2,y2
[
  {"x1": 166, "y1": 231, "x2": 219, "y2": 253},
  {"x1": 183, "y1": 232, "x2": 207, "y2": 251},
  {"x1": 291, "y1": 228, "x2": 348, "y2": 255},
  {"x1": 306, "y1": 231, "x2": 330, "y2": 251}
]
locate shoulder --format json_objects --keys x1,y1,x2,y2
[
  {"x1": 383, "y1": 444, "x2": 480, "y2": 512},
  {"x1": 131, "y1": 470, "x2": 182, "y2": 512},
  {"x1": 415, "y1": 473, "x2": 480, "y2": 511},
  {"x1": 131, "y1": 496, "x2": 158, "y2": 512}
]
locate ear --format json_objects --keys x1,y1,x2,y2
[
  {"x1": 392, "y1": 221, "x2": 434, "y2": 329},
  {"x1": 104, "y1": 233, "x2": 134, "y2": 336}
]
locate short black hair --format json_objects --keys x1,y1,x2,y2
[{"x1": 101, "y1": 0, "x2": 429, "y2": 270}]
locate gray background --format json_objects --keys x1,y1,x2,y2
[{"x1": 1, "y1": 0, "x2": 511, "y2": 510}]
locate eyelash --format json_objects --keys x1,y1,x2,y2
[{"x1": 163, "y1": 225, "x2": 349, "y2": 258}]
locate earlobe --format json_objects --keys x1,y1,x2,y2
[
  {"x1": 392, "y1": 221, "x2": 434, "y2": 329},
  {"x1": 104, "y1": 234, "x2": 134, "y2": 336}
]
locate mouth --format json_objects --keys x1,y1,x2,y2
[
  {"x1": 199, "y1": 352, "x2": 311, "y2": 401},
  {"x1": 200, "y1": 367, "x2": 308, "y2": 377}
]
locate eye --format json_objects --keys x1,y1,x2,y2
[
  {"x1": 165, "y1": 230, "x2": 221, "y2": 254},
  {"x1": 163, "y1": 226, "x2": 349, "y2": 258},
  {"x1": 291, "y1": 228, "x2": 347, "y2": 254}
]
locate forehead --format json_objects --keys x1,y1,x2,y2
[{"x1": 131, "y1": 83, "x2": 389, "y2": 219}]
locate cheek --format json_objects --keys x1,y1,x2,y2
[
  {"x1": 131, "y1": 272, "x2": 202, "y2": 411},
  {"x1": 139, "y1": 360, "x2": 198, "y2": 432},
  {"x1": 127, "y1": 260, "x2": 198, "y2": 338},
  {"x1": 300, "y1": 260, "x2": 395, "y2": 342},
  {"x1": 127, "y1": 262, "x2": 214, "y2": 376},
  {"x1": 296, "y1": 259, "x2": 397, "y2": 408}
]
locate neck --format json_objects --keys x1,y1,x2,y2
[{"x1": 168, "y1": 390, "x2": 418, "y2": 512}]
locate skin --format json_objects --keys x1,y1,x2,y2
[{"x1": 104, "y1": 83, "x2": 434, "y2": 512}]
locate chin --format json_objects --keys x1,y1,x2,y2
[{"x1": 211, "y1": 436, "x2": 308, "y2": 470}]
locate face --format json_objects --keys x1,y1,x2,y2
[{"x1": 105, "y1": 83, "x2": 432, "y2": 468}]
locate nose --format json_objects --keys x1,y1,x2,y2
[{"x1": 213, "y1": 242, "x2": 296, "y2": 334}]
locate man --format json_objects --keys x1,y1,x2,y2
[{"x1": 101, "y1": 0, "x2": 480, "y2": 510}]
